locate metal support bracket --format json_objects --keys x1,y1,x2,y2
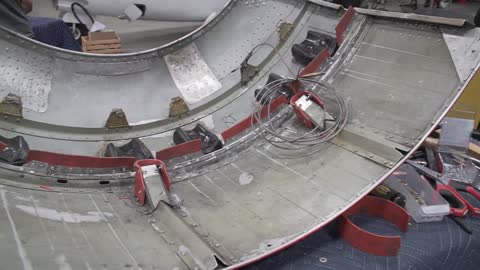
[
  {"x1": 169, "y1": 96, "x2": 190, "y2": 118},
  {"x1": 134, "y1": 159, "x2": 172, "y2": 206},
  {"x1": 105, "y1": 108, "x2": 130, "y2": 129},
  {"x1": 0, "y1": 93, "x2": 23, "y2": 119}
]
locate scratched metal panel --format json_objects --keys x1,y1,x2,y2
[
  {"x1": 25, "y1": 56, "x2": 179, "y2": 128},
  {"x1": 0, "y1": 186, "x2": 187, "y2": 269},
  {"x1": 332, "y1": 20, "x2": 460, "y2": 141},
  {"x1": 195, "y1": 0, "x2": 304, "y2": 80},
  {"x1": 0, "y1": 40, "x2": 54, "y2": 112},
  {"x1": 171, "y1": 143, "x2": 386, "y2": 260},
  {"x1": 164, "y1": 43, "x2": 222, "y2": 104},
  {"x1": 75, "y1": 60, "x2": 151, "y2": 76},
  {"x1": 442, "y1": 27, "x2": 480, "y2": 83}
]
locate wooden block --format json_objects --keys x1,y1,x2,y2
[
  {"x1": 81, "y1": 36, "x2": 121, "y2": 46},
  {"x1": 87, "y1": 48, "x2": 123, "y2": 54},
  {"x1": 81, "y1": 33, "x2": 122, "y2": 54},
  {"x1": 88, "y1": 31, "x2": 117, "y2": 41},
  {"x1": 84, "y1": 43, "x2": 122, "y2": 51}
]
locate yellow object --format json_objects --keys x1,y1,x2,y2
[{"x1": 449, "y1": 69, "x2": 480, "y2": 128}]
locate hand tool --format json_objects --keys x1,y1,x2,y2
[{"x1": 406, "y1": 160, "x2": 469, "y2": 217}]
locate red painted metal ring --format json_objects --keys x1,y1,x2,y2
[{"x1": 339, "y1": 196, "x2": 410, "y2": 256}]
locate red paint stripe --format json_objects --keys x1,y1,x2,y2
[
  {"x1": 155, "y1": 139, "x2": 202, "y2": 161},
  {"x1": 27, "y1": 150, "x2": 136, "y2": 170},
  {"x1": 300, "y1": 48, "x2": 330, "y2": 76},
  {"x1": 221, "y1": 95, "x2": 288, "y2": 142},
  {"x1": 335, "y1": 7, "x2": 355, "y2": 45},
  {"x1": 340, "y1": 196, "x2": 409, "y2": 256},
  {"x1": 39, "y1": 185, "x2": 54, "y2": 191}
]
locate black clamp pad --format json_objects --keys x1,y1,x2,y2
[
  {"x1": 173, "y1": 124, "x2": 223, "y2": 154},
  {"x1": 0, "y1": 136, "x2": 30, "y2": 165},
  {"x1": 105, "y1": 138, "x2": 154, "y2": 160},
  {"x1": 291, "y1": 30, "x2": 337, "y2": 66},
  {"x1": 254, "y1": 73, "x2": 292, "y2": 105}
]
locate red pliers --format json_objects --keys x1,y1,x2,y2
[{"x1": 448, "y1": 180, "x2": 480, "y2": 216}]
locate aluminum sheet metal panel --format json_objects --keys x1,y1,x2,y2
[{"x1": 0, "y1": 1, "x2": 478, "y2": 269}]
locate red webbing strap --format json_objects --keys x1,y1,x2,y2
[
  {"x1": 221, "y1": 95, "x2": 288, "y2": 142},
  {"x1": 301, "y1": 48, "x2": 330, "y2": 76},
  {"x1": 339, "y1": 196, "x2": 409, "y2": 256},
  {"x1": 27, "y1": 150, "x2": 136, "y2": 170},
  {"x1": 335, "y1": 6, "x2": 355, "y2": 45},
  {"x1": 155, "y1": 139, "x2": 202, "y2": 161}
]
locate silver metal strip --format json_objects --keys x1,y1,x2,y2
[
  {"x1": 308, "y1": 0, "x2": 468, "y2": 27},
  {"x1": 355, "y1": 8, "x2": 467, "y2": 27}
]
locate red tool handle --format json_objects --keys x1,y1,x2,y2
[
  {"x1": 448, "y1": 181, "x2": 480, "y2": 216},
  {"x1": 437, "y1": 184, "x2": 469, "y2": 217}
]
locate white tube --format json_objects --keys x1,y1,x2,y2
[{"x1": 56, "y1": 0, "x2": 228, "y2": 22}]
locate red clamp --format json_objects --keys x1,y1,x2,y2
[
  {"x1": 339, "y1": 196, "x2": 410, "y2": 256},
  {"x1": 290, "y1": 91, "x2": 325, "y2": 129},
  {"x1": 0, "y1": 141, "x2": 6, "y2": 152},
  {"x1": 134, "y1": 159, "x2": 171, "y2": 206}
]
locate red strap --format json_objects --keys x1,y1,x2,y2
[
  {"x1": 335, "y1": 6, "x2": 355, "y2": 45},
  {"x1": 155, "y1": 139, "x2": 202, "y2": 161},
  {"x1": 27, "y1": 150, "x2": 136, "y2": 170},
  {"x1": 300, "y1": 48, "x2": 330, "y2": 76},
  {"x1": 339, "y1": 196, "x2": 410, "y2": 256},
  {"x1": 221, "y1": 95, "x2": 288, "y2": 142}
]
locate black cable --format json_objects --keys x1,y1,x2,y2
[{"x1": 71, "y1": 2, "x2": 95, "y2": 26}]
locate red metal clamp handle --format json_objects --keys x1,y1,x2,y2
[{"x1": 134, "y1": 159, "x2": 171, "y2": 206}]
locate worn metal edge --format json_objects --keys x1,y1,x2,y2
[
  {"x1": 355, "y1": 8, "x2": 468, "y2": 27},
  {"x1": 308, "y1": 0, "x2": 468, "y2": 27}
]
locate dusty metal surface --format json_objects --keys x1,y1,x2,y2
[{"x1": 0, "y1": 1, "x2": 478, "y2": 269}]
